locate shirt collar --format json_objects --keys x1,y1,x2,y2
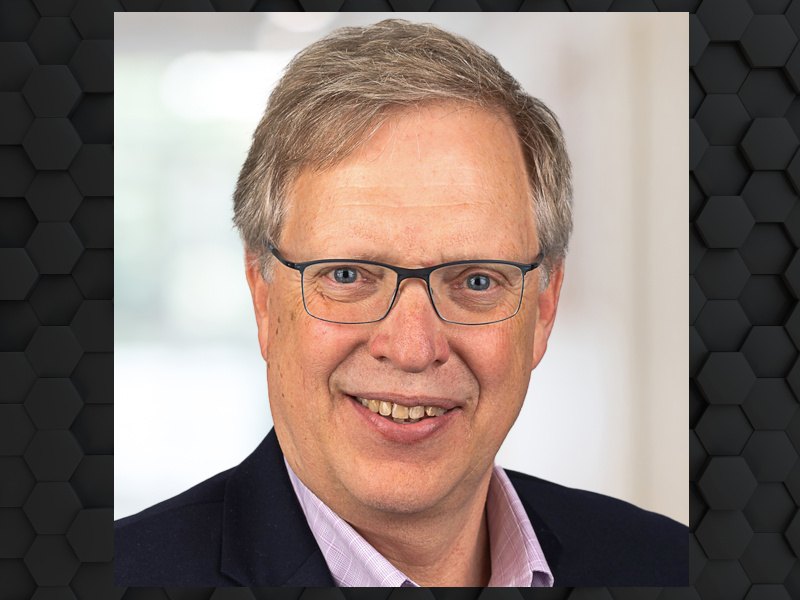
[
  {"x1": 487, "y1": 466, "x2": 554, "y2": 587},
  {"x1": 285, "y1": 460, "x2": 553, "y2": 587}
]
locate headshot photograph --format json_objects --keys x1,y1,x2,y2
[{"x1": 114, "y1": 13, "x2": 688, "y2": 587}]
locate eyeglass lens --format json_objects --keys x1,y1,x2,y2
[{"x1": 301, "y1": 262, "x2": 525, "y2": 325}]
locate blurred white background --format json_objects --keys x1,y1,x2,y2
[{"x1": 115, "y1": 12, "x2": 688, "y2": 523}]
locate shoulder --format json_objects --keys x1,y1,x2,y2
[
  {"x1": 114, "y1": 467, "x2": 236, "y2": 586},
  {"x1": 505, "y1": 469, "x2": 688, "y2": 586},
  {"x1": 114, "y1": 430, "x2": 332, "y2": 587}
]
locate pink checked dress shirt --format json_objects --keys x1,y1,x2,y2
[{"x1": 285, "y1": 460, "x2": 554, "y2": 587}]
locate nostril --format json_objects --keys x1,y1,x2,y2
[{"x1": 367, "y1": 326, "x2": 449, "y2": 373}]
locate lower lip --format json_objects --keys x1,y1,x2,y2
[{"x1": 346, "y1": 396, "x2": 459, "y2": 444}]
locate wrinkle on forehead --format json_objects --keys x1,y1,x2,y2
[
  {"x1": 315, "y1": 197, "x2": 504, "y2": 212},
  {"x1": 341, "y1": 103, "x2": 525, "y2": 178},
  {"x1": 304, "y1": 175, "x2": 526, "y2": 218}
]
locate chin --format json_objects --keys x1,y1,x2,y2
[
  {"x1": 354, "y1": 486, "x2": 446, "y2": 517},
  {"x1": 341, "y1": 461, "x2": 456, "y2": 516}
]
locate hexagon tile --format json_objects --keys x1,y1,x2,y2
[
  {"x1": 23, "y1": 483, "x2": 82, "y2": 535},
  {"x1": 696, "y1": 405, "x2": 753, "y2": 455},
  {"x1": 744, "y1": 483, "x2": 795, "y2": 533},
  {"x1": 739, "y1": 276, "x2": 793, "y2": 324},
  {"x1": 695, "y1": 250, "x2": 750, "y2": 297},
  {"x1": 696, "y1": 510, "x2": 753, "y2": 559},
  {"x1": 23, "y1": 118, "x2": 82, "y2": 171},
  {"x1": 22, "y1": 66, "x2": 82, "y2": 117},
  {"x1": 740, "y1": 118, "x2": 799, "y2": 170},
  {"x1": 695, "y1": 95, "x2": 751, "y2": 145},
  {"x1": 696, "y1": 196, "x2": 754, "y2": 247},
  {"x1": 740, "y1": 70, "x2": 794, "y2": 117},
  {"x1": 740, "y1": 15, "x2": 797, "y2": 67},
  {"x1": 697, "y1": 0, "x2": 753, "y2": 41},
  {"x1": 741, "y1": 326, "x2": 797, "y2": 377},
  {"x1": 741, "y1": 172, "x2": 796, "y2": 223},
  {"x1": 694, "y1": 44, "x2": 750, "y2": 94},
  {"x1": 694, "y1": 300, "x2": 751, "y2": 350},
  {"x1": 26, "y1": 172, "x2": 83, "y2": 222},
  {"x1": 27, "y1": 17, "x2": 81, "y2": 65},
  {"x1": 744, "y1": 379, "x2": 797, "y2": 430},
  {"x1": 695, "y1": 560, "x2": 751, "y2": 600}
]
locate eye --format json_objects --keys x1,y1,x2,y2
[
  {"x1": 333, "y1": 267, "x2": 358, "y2": 284},
  {"x1": 466, "y1": 273, "x2": 491, "y2": 291}
]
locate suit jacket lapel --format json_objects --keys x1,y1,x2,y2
[{"x1": 220, "y1": 429, "x2": 335, "y2": 586}]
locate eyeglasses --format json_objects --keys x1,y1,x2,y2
[{"x1": 267, "y1": 243, "x2": 544, "y2": 326}]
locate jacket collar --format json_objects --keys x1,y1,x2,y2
[
  {"x1": 519, "y1": 498, "x2": 563, "y2": 579},
  {"x1": 219, "y1": 429, "x2": 335, "y2": 586},
  {"x1": 505, "y1": 471, "x2": 564, "y2": 582}
]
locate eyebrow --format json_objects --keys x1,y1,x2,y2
[{"x1": 317, "y1": 249, "x2": 484, "y2": 264}]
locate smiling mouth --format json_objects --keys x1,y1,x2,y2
[{"x1": 354, "y1": 396, "x2": 452, "y2": 424}]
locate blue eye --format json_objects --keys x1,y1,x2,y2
[
  {"x1": 334, "y1": 267, "x2": 358, "y2": 284},
  {"x1": 467, "y1": 274, "x2": 491, "y2": 291}
]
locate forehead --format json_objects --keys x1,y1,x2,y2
[{"x1": 282, "y1": 103, "x2": 536, "y2": 262}]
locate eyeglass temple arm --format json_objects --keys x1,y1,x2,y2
[
  {"x1": 530, "y1": 253, "x2": 545, "y2": 270},
  {"x1": 267, "y1": 242, "x2": 301, "y2": 270}
]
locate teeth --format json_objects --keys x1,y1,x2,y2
[
  {"x1": 357, "y1": 397, "x2": 449, "y2": 422},
  {"x1": 391, "y1": 404, "x2": 409, "y2": 419}
]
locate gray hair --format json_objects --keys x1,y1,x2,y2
[{"x1": 233, "y1": 19, "x2": 573, "y2": 286}]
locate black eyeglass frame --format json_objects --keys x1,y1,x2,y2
[{"x1": 267, "y1": 242, "x2": 545, "y2": 326}]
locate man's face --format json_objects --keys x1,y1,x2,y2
[{"x1": 246, "y1": 103, "x2": 563, "y2": 521}]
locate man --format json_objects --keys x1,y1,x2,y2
[{"x1": 115, "y1": 19, "x2": 687, "y2": 587}]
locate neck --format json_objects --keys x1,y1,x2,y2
[{"x1": 346, "y1": 472, "x2": 494, "y2": 587}]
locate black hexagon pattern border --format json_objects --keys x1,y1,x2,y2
[{"x1": 0, "y1": 0, "x2": 785, "y2": 599}]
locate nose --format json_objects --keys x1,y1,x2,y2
[{"x1": 367, "y1": 279, "x2": 450, "y2": 372}]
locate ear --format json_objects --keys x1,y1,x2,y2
[
  {"x1": 244, "y1": 251, "x2": 271, "y2": 362},
  {"x1": 531, "y1": 262, "x2": 565, "y2": 371}
]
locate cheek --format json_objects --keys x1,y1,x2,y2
[
  {"x1": 455, "y1": 320, "x2": 535, "y2": 409},
  {"x1": 269, "y1": 301, "x2": 365, "y2": 403},
  {"x1": 451, "y1": 323, "x2": 533, "y2": 465}
]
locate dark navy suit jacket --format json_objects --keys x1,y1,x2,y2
[{"x1": 115, "y1": 429, "x2": 688, "y2": 587}]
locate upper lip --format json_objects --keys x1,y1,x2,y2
[{"x1": 346, "y1": 392, "x2": 464, "y2": 410}]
